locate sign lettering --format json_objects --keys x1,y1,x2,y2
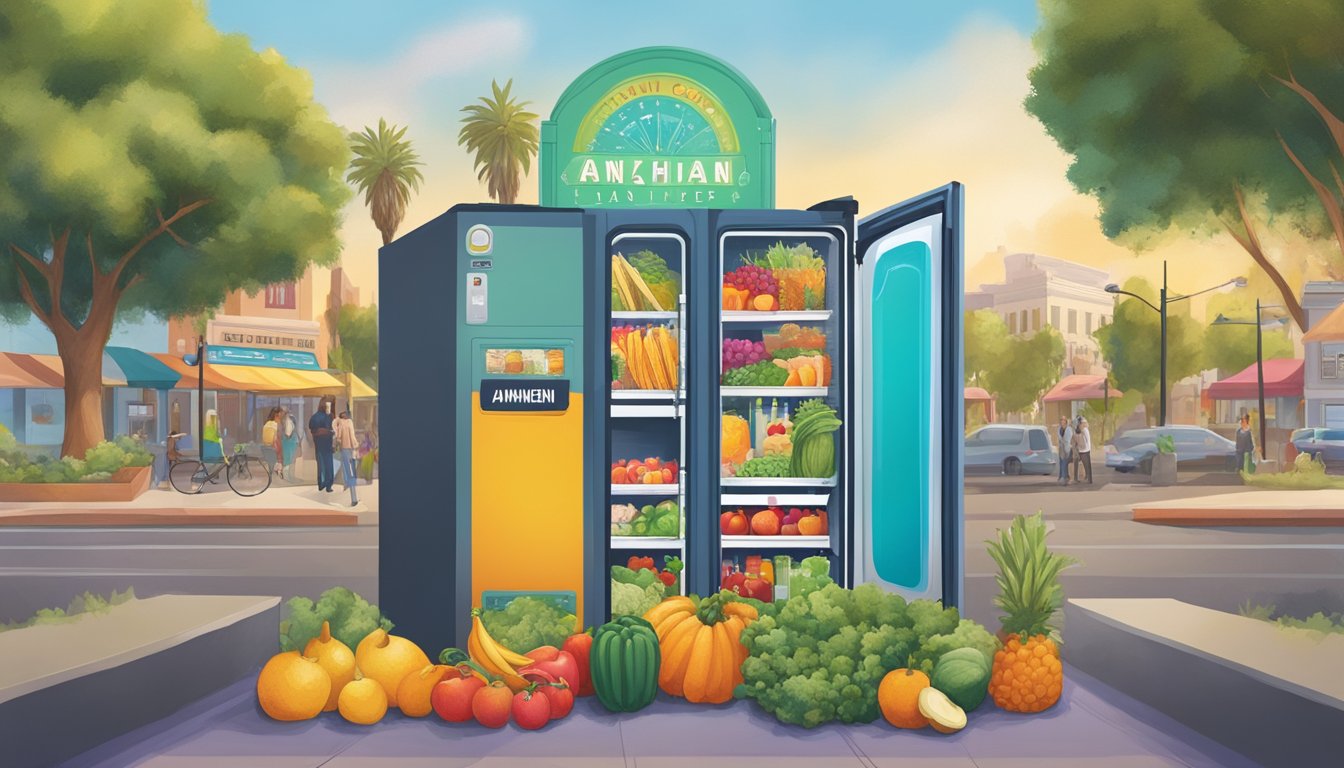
[{"x1": 479, "y1": 379, "x2": 570, "y2": 413}]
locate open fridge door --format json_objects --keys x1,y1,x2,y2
[{"x1": 850, "y1": 184, "x2": 963, "y2": 607}]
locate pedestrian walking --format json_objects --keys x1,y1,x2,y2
[
  {"x1": 309, "y1": 397, "x2": 335, "y2": 492},
  {"x1": 1057, "y1": 416, "x2": 1074, "y2": 486},
  {"x1": 281, "y1": 411, "x2": 301, "y2": 482},
  {"x1": 260, "y1": 407, "x2": 281, "y2": 476},
  {"x1": 335, "y1": 407, "x2": 360, "y2": 507},
  {"x1": 1073, "y1": 416, "x2": 1093, "y2": 484},
  {"x1": 1235, "y1": 414, "x2": 1255, "y2": 474}
]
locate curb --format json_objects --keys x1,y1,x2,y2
[
  {"x1": 1133, "y1": 507, "x2": 1344, "y2": 526},
  {"x1": 0, "y1": 507, "x2": 361, "y2": 527}
]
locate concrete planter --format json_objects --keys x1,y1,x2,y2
[
  {"x1": 0, "y1": 465, "x2": 152, "y2": 503},
  {"x1": 1150, "y1": 452, "x2": 1177, "y2": 486}
]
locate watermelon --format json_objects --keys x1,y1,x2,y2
[{"x1": 930, "y1": 647, "x2": 991, "y2": 712}]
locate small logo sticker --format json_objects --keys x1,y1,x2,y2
[{"x1": 466, "y1": 225, "x2": 493, "y2": 255}]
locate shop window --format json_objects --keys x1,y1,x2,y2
[
  {"x1": 1323, "y1": 355, "x2": 1339, "y2": 380},
  {"x1": 1068, "y1": 309, "x2": 1078, "y2": 334},
  {"x1": 485, "y1": 348, "x2": 565, "y2": 376},
  {"x1": 266, "y1": 282, "x2": 296, "y2": 309},
  {"x1": 1019, "y1": 310, "x2": 1027, "y2": 333},
  {"x1": 1009, "y1": 313, "x2": 1018, "y2": 334},
  {"x1": 1086, "y1": 312, "x2": 1093, "y2": 335},
  {"x1": 1050, "y1": 305, "x2": 1060, "y2": 329},
  {"x1": 1032, "y1": 308, "x2": 1041, "y2": 331}
]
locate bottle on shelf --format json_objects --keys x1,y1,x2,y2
[{"x1": 773, "y1": 555, "x2": 792, "y2": 602}]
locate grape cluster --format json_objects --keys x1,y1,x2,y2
[
  {"x1": 726, "y1": 265, "x2": 779, "y2": 298},
  {"x1": 722, "y1": 338, "x2": 769, "y2": 371}
]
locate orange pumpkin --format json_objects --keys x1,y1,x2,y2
[
  {"x1": 878, "y1": 667, "x2": 930, "y2": 729},
  {"x1": 643, "y1": 593, "x2": 758, "y2": 704}
]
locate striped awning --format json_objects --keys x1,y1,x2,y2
[{"x1": 0, "y1": 352, "x2": 128, "y2": 388}]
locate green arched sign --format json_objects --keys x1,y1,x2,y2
[{"x1": 541, "y1": 47, "x2": 775, "y2": 209}]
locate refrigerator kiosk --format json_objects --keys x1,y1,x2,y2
[{"x1": 379, "y1": 187, "x2": 963, "y2": 652}]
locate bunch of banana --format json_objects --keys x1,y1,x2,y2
[
  {"x1": 612, "y1": 254, "x2": 661, "y2": 311},
  {"x1": 468, "y1": 608, "x2": 531, "y2": 691},
  {"x1": 615, "y1": 325, "x2": 679, "y2": 390}
]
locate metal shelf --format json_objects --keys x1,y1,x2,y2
[
  {"x1": 611, "y1": 536, "x2": 684, "y2": 550},
  {"x1": 721, "y1": 386, "x2": 828, "y2": 398},
  {"x1": 722, "y1": 310, "x2": 832, "y2": 323},
  {"x1": 611, "y1": 404, "x2": 682, "y2": 419},
  {"x1": 721, "y1": 476, "x2": 838, "y2": 488},
  {"x1": 721, "y1": 535, "x2": 831, "y2": 549},
  {"x1": 720, "y1": 492, "x2": 832, "y2": 507},
  {"x1": 611, "y1": 483, "x2": 680, "y2": 496},
  {"x1": 610, "y1": 389, "x2": 684, "y2": 401},
  {"x1": 613, "y1": 311, "x2": 678, "y2": 321}
]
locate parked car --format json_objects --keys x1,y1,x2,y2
[
  {"x1": 1290, "y1": 428, "x2": 1344, "y2": 466},
  {"x1": 1105, "y1": 426, "x2": 1237, "y2": 474},
  {"x1": 964, "y1": 425, "x2": 1057, "y2": 476}
]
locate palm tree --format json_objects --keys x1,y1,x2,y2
[
  {"x1": 346, "y1": 118, "x2": 425, "y2": 246},
  {"x1": 458, "y1": 79, "x2": 539, "y2": 204}
]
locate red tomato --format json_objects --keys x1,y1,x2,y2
[
  {"x1": 539, "y1": 681, "x2": 575, "y2": 719},
  {"x1": 561, "y1": 631, "x2": 594, "y2": 696},
  {"x1": 520, "y1": 647, "x2": 578, "y2": 692},
  {"x1": 471, "y1": 681, "x2": 512, "y2": 728},
  {"x1": 511, "y1": 688, "x2": 552, "y2": 730},
  {"x1": 432, "y1": 673, "x2": 485, "y2": 722}
]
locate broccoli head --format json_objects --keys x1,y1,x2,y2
[{"x1": 279, "y1": 586, "x2": 393, "y2": 652}]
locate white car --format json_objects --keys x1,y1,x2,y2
[{"x1": 964, "y1": 425, "x2": 1058, "y2": 476}]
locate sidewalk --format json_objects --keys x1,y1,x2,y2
[
  {"x1": 0, "y1": 479, "x2": 377, "y2": 527},
  {"x1": 1134, "y1": 489, "x2": 1344, "y2": 526}
]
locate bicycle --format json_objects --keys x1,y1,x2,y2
[{"x1": 167, "y1": 433, "x2": 271, "y2": 497}]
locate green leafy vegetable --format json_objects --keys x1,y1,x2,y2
[
  {"x1": 480, "y1": 595, "x2": 577, "y2": 653},
  {"x1": 790, "y1": 556, "x2": 835, "y2": 598},
  {"x1": 911, "y1": 618, "x2": 999, "y2": 675},
  {"x1": 280, "y1": 587, "x2": 393, "y2": 652},
  {"x1": 722, "y1": 361, "x2": 789, "y2": 387},
  {"x1": 789, "y1": 399, "x2": 841, "y2": 478},
  {"x1": 611, "y1": 565, "x2": 666, "y2": 617},
  {"x1": 737, "y1": 454, "x2": 791, "y2": 477}
]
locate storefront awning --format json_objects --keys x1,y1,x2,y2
[
  {"x1": 151, "y1": 353, "x2": 250, "y2": 391},
  {"x1": 210, "y1": 364, "x2": 347, "y2": 396},
  {"x1": 105, "y1": 346, "x2": 181, "y2": 390},
  {"x1": 1042, "y1": 374, "x2": 1123, "y2": 403},
  {"x1": 348, "y1": 373, "x2": 377, "y2": 399},
  {"x1": 1304, "y1": 303, "x2": 1344, "y2": 342},
  {"x1": 0, "y1": 353, "x2": 64, "y2": 388},
  {"x1": 964, "y1": 386, "x2": 993, "y2": 402},
  {"x1": 1205, "y1": 358, "x2": 1304, "y2": 400}
]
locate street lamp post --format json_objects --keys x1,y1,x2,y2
[
  {"x1": 1106, "y1": 262, "x2": 1247, "y2": 426},
  {"x1": 1213, "y1": 302, "x2": 1289, "y2": 462}
]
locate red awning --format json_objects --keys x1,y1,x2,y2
[
  {"x1": 964, "y1": 386, "x2": 993, "y2": 402},
  {"x1": 1205, "y1": 358, "x2": 1304, "y2": 400},
  {"x1": 1042, "y1": 374, "x2": 1123, "y2": 403}
]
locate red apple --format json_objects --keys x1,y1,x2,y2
[
  {"x1": 432, "y1": 672, "x2": 485, "y2": 722},
  {"x1": 721, "y1": 510, "x2": 748, "y2": 535},
  {"x1": 751, "y1": 508, "x2": 781, "y2": 536},
  {"x1": 519, "y1": 647, "x2": 578, "y2": 693},
  {"x1": 631, "y1": 464, "x2": 649, "y2": 482},
  {"x1": 664, "y1": 460, "x2": 679, "y2": 476},
  {"x1": 783, "y1": 508, "x2": 806, "y2": 527},
  {"x1": 471, "y1": 681, "x2": 512, "y2": 728},
  {"x1": 644, "y1": 457, "x2": 662, "y2": 472},
  {"x1": 661, "y1": 467, "x2": 674, "y2": 483},
  {"x1": 611, "y1": 465, "x2": 627, "y2": 484}
]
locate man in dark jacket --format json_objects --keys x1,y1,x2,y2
[
  {"x1": 1235, "y1": 414, "x2": 1255, "y2": 474},
  {"x1": 309, "y1": 398, "x2": 335, "y2": 492}
]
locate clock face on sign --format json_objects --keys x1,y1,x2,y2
[{"x1": 586, "y1": 98, "x2": 723, "y2": 155}]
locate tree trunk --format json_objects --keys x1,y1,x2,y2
[
  {"x1": 54, "y1": 328, "x2": 111, "y2": 459},
  {"x1": 1225, "y1": 183, "x2": 1308, "y2": 330}
]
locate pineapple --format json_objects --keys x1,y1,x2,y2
[{"x1": 986, "y1": 511, "x2": 1078, "y2": 713}]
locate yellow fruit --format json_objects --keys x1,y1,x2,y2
[
  {"x1": 878, "y1": 667, "x2": 930, "y2": 729},
  {"x1": 396, "y1": 664, "x2": 452, "y2": 717},
  {"x1": 256, "y1": 651, "x2": 330, "y2": 722},
  {"x1": 917, "y1": 687, "x2": 967, "y2": 733},
  {"x1": 355, "y1": 628, "x2": 431, "y2": 708},
  {"x1": 991, "y1": 634, "x2": 1063, "y2": 713},
  {"x1": 304, "y1": 621, "x2": 355, "y2": 712},
  {"x1": 338, "y1": 677, "x2": 388, "y2": 725}
]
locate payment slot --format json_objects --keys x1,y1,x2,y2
[{"x1": 456, "y1": 217, "x2": 592, "y2": 633}]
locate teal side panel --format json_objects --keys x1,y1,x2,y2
[{"x1": 870, "y1": 241, "x2": 931, "y2": 590}]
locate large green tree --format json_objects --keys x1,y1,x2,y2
[
  {"x1": 964, "y1": 309, "x2": 1011, "y2": 387},
  {"x1": 0, "y1": 0, "x2": 350, "y2": 457},
  {"x1": 328, "y1": 303, "x2": 378, "y2": 387},
  {"x1": 1094, "y1": 279, "x2": 1205, "y2": 421},
  {"x1": 458, "y1": 80, "x2": 539, "y2": 204},
  {"x1": 1203, "y1": 292, "x2": 1294, "y2": 375},
  {"x1": 1027, "y1": 0, "x2": 1344, "y2": 330},
  {"x1": 983, "y1": 326, "x2": 1066, "y2": 414}
]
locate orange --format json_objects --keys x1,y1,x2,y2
[{"x1": 878, "y1": 667, "x2": 930, "y2": 729}]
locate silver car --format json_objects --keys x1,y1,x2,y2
[{"x1": 964, "y1": 425, "x2": 1058, "y2": 476}]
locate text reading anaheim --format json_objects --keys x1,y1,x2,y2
[{"x1": 490, "y1": 387, "x2": 557, "y2": 405}]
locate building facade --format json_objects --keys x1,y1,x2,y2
[
  {"x1": 1301, "y1": 281, "x2": 1344, "y2": 428},
  {"x1": 965, "y1": 250, "x2": 1114, "y2": 374},
  {"x1": 168, "y1": 265, "x2": 328, "y2": 367}
]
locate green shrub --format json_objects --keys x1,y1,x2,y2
[
  {"x1": 0, "y1": 588, "x2": 136, "y2": 632},
  {"x1": 1243, "y1": 453, "x2": 1344, "y2": 490},
  {"x1": 1239, "y1": 602, "x2": 1344, "y2": 636},
  {"x1": 0, "y1": 437, "x2": 150, "y2": 483},
  {"x1": 279, "y1": 587, "x2": 394, "y2": 652}
]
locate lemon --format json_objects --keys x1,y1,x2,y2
[
  {"x1": 355, "y1": 628, "x2": 430, "y2": 707},
  {"x1": 256, "y1": 652, "x2": 330, "y2": 722},
  {"x1": 338, "y1": 677, "x2": 388, "y2": 725}
]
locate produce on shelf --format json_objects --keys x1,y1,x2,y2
[
  {"x1": 256, "y1": 651, "x2": 331, "y2": 722},
  {"x1": 776, "y1": 354, "x2": 831, "y2": 387},
  {"x1": 280, "y1": 586, "x2": 393, "y2": 653},
  {"x1": 611, "y1": 500, "x2": 680, "y2": 537},
  {"x1": 612, "y1": 252, "x2": 671, "y2": 311},
  {"x1": 763, "y1": 324, "x2": 826, "y2": 354},
  {"x1": 790, "y1": 399, "x2": 841, "y2": 478},
  {"x1": 722, "y1": 338, "x2": 769, "y2": 371},
  {"x1": 750, "y1": 508, "x2": 781, "y2": 536},
  {"x1": 736, "y1": 582, "x2": 994, "y2": 728},
  {"x1": 339, "y1": 677, "x2": 389, "y2": 725},
  {"x1": 737, "y1": 454, "x2": 790, "y2": 477},
  {"x1": 762, "y1": 431, "x2": 792, "y2": 455},
  {"x1": 930, "y1": 647, "x2": 992, "y2": 712},
  {"x1": 396, "y1": 664, "x2": 453, "y2": 718},
  {"x1": 356, "y1": 628, "x2": 433, "y2": 707},
  {"x1": 751, "y1": 242, "x2": 826, "y2": 311},
  {"x1": 624, "y1": 250, "x2": 680, "y2": 312},
  {"x1": 790, "y1": 555, "x2": 834, "y2": 598},
  {"x1": 430, "y1": 668, "x2": 486, "y2": 722},
  {"x1": 610, "y1": 457, "x2": 677, "y2": 484},
  {"x1": 724, "y1": 264, "x2": 779, "y2": 312},
  {"x1": 471, "y1": 681, "x2": 513, "y2": 728},
  {"x1": 611, "y1": 565, "x2": 668, "y2": 618},
  {"x1": 878, "y1": 664, "x2": 931, "y2": 729},
  {"x1": 591, "y1": 615, "x2": 662, "y2": 712},
  {"x1": 722, "y1": 414, "x2": 751, "y2": 466},
  {"x1": 625, "y1": 554, "x2": 683, "y2": 592},
  {"x1": 611, "y1": 325, "x2": 679, "y2": 390},
  {"x1": 719, "y1": 509, "x2": 748, "y2": 534},
  {"x1": 512, "y1": 686, "x2": 552, "y2": 730},
  {"x1": 643, "y1": 592, "x2": 759, "y2": 704},
  {"x1": 561, "y1": 630, "x2": 595, "y2": 696},
  {"x1": 518, "y1": 645, "x2": 580, "y2": 693},
  {"x1": 918, "y1": 687, "x2": 967, "y2": 733},
  {"x1": 986, "y1": 512, "x2": 1077, "y2": 713},
  {"x1": 911, "y1": 619, "x2": 999, "y2": 677},
  {"x1": 721, "y1": 360, "x2": 789, "y2": 387},
  {"x1": 468, "y1": 608, "x2": 535, "y2": 691},
  {"x1": 304, "y1": 621, "x2": 355, "y2": 712},
  {"x1": 479, "y1": 596, "x2": 578, "y2": 657}
]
